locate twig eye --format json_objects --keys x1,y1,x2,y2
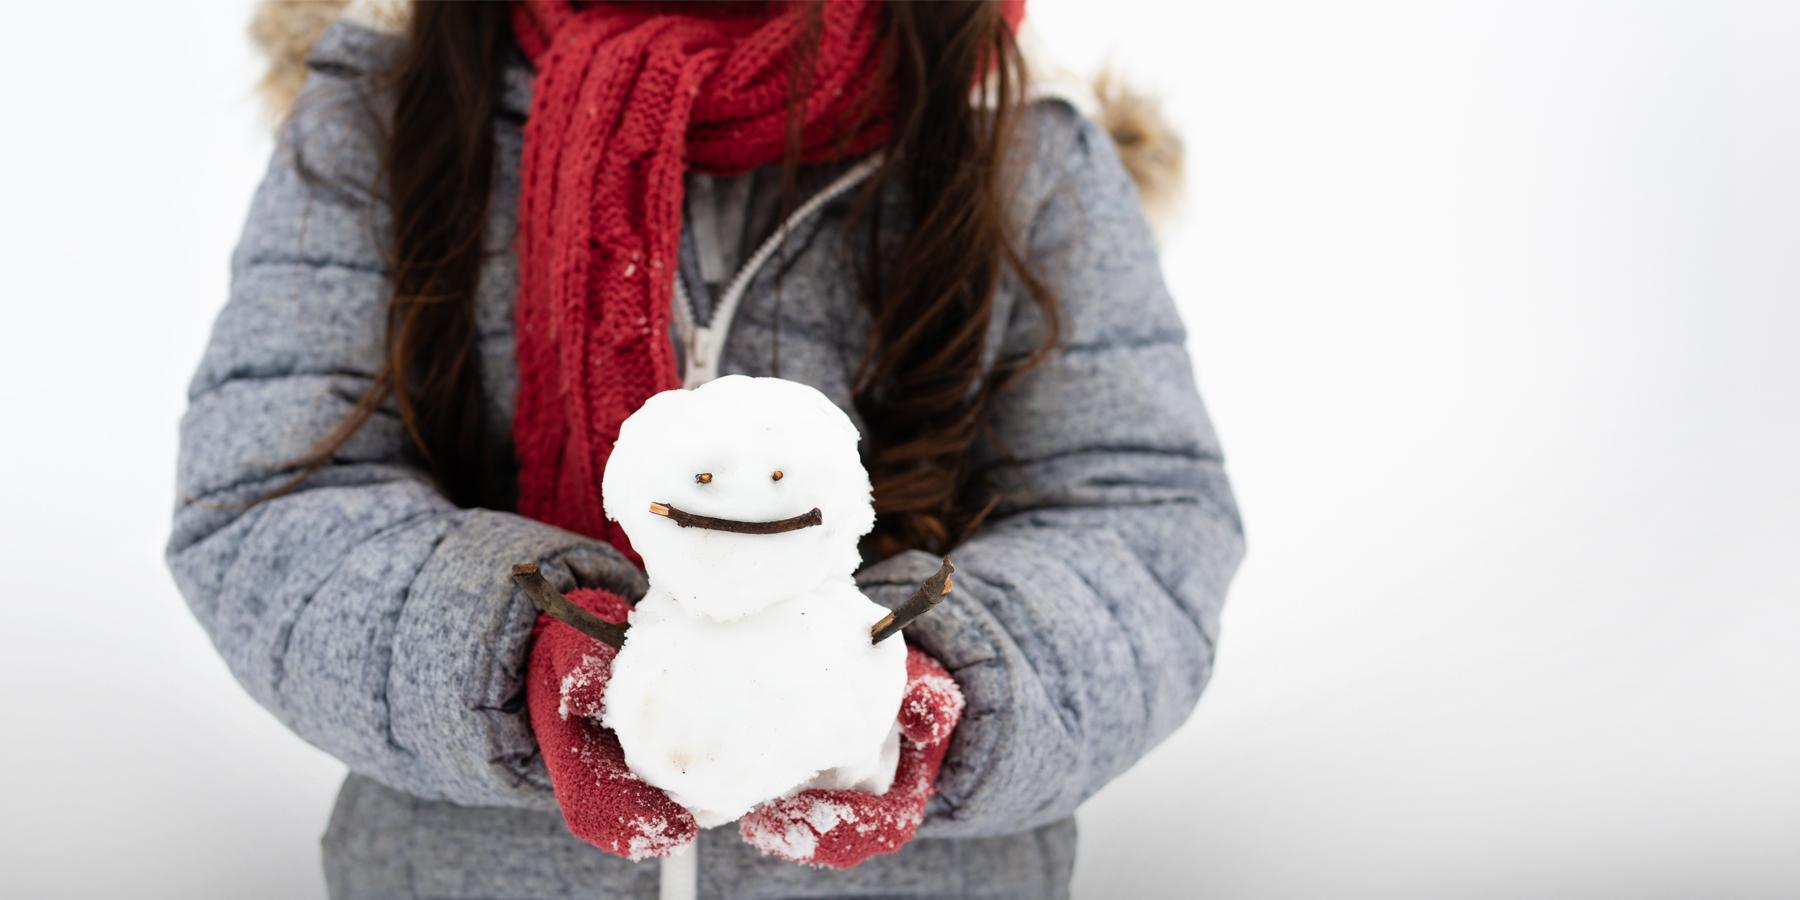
[
  {"x1": 771, "y1": 470, "x2": 784, "y2": 482},
  {"x1": 695, "y1": 472, "x2": 713, "y2": 484}
]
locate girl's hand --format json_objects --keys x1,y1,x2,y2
[
  {"x1": 738, "y1": 645, "x2": 966, "y2": 868},
  {"x1": 527, "y1": 588, "x2": 698, "y2": 860}
]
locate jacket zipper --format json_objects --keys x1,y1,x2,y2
[{"x1": 672, "y1": 156, "x2": 882, "y2": 390}]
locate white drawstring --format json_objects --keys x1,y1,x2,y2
[{"x1": 659, "y1": 841, "x2": 698, "y2": 900}]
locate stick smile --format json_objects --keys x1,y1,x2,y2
[{"x1": 648, "y1": 501, "x2": 823, "y2": 535}]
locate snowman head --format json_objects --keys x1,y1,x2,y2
[{"x1": 602, "y1": 375, "x2": 875, "y2": 621}]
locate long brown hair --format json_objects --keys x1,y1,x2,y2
[{"x1": 291, "y1": 1, "x2": 1057, "y2": 558}]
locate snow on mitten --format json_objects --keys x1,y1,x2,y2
[
  {"x1": 527, "y1": 587, "x2": 698, "y2": 860},
  {"x1": 739, "y1": 645, "x2": 965, "y2": 868}
]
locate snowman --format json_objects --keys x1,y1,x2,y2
[{"x1": 595, "y1": 375, "x2": 909, "y2": 826}]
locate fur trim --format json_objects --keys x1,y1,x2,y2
[
  {"x1": 250, "y1": 0, "x2": 348, "y2": 120},
  {"x1": 248, "y1": 0, "x2": 1182, "y2": 219},
  {"x1": 1091, "y1": 70, "x2": 1185, "y2": 229}
]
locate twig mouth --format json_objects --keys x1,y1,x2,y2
[{"x1": 648, "y1": 502, "x2": 823, "y2": 535}]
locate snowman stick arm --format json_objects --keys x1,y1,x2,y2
[
  {"x1": 511, "y1": 563, "x2": 629, "y2": 649},
  {"x1": 871, "y1": 558, "x2": 955, "y2": 645}
]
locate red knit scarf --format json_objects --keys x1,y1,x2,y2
[{"x1": 510, "y1": 1, "x2": 891, "y2": 559}]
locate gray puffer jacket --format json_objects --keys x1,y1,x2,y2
[{"x1": 168, "y1": 18, "x2": 1242, "y2": 900}]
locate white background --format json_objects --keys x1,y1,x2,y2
[{"x1": 1, "y1": 2, "x2": 1795, "y2": 898}]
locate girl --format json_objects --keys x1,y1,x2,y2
[{"x1": 171, "y1": 1, "x2": 1242, "y2": 897}]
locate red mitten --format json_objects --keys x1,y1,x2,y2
[
  {"x1": 738, "y1": 645, "x2": 965, "y2": 868},
  {"x1": 527, "y1": 587, "x2": 698, "y2": 860}
]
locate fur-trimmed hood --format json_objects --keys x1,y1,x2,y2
[{"x1": 250, "y1": 0, "x2": 1182, "y2": 222}]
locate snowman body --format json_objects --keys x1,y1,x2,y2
[
  {"x1": 598, "y1": 376, "x2": 908, "y2": 827},
  {"x1": 605, "y1": 582, "x2": 903, "y2": 826}
]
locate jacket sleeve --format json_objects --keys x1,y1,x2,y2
[
  {"x1": 857, "y1": 103, "x2": 1245, "y2": 837},
  {"x1": 165, "y1": 58, "x2": 641, "y2": 809}
]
